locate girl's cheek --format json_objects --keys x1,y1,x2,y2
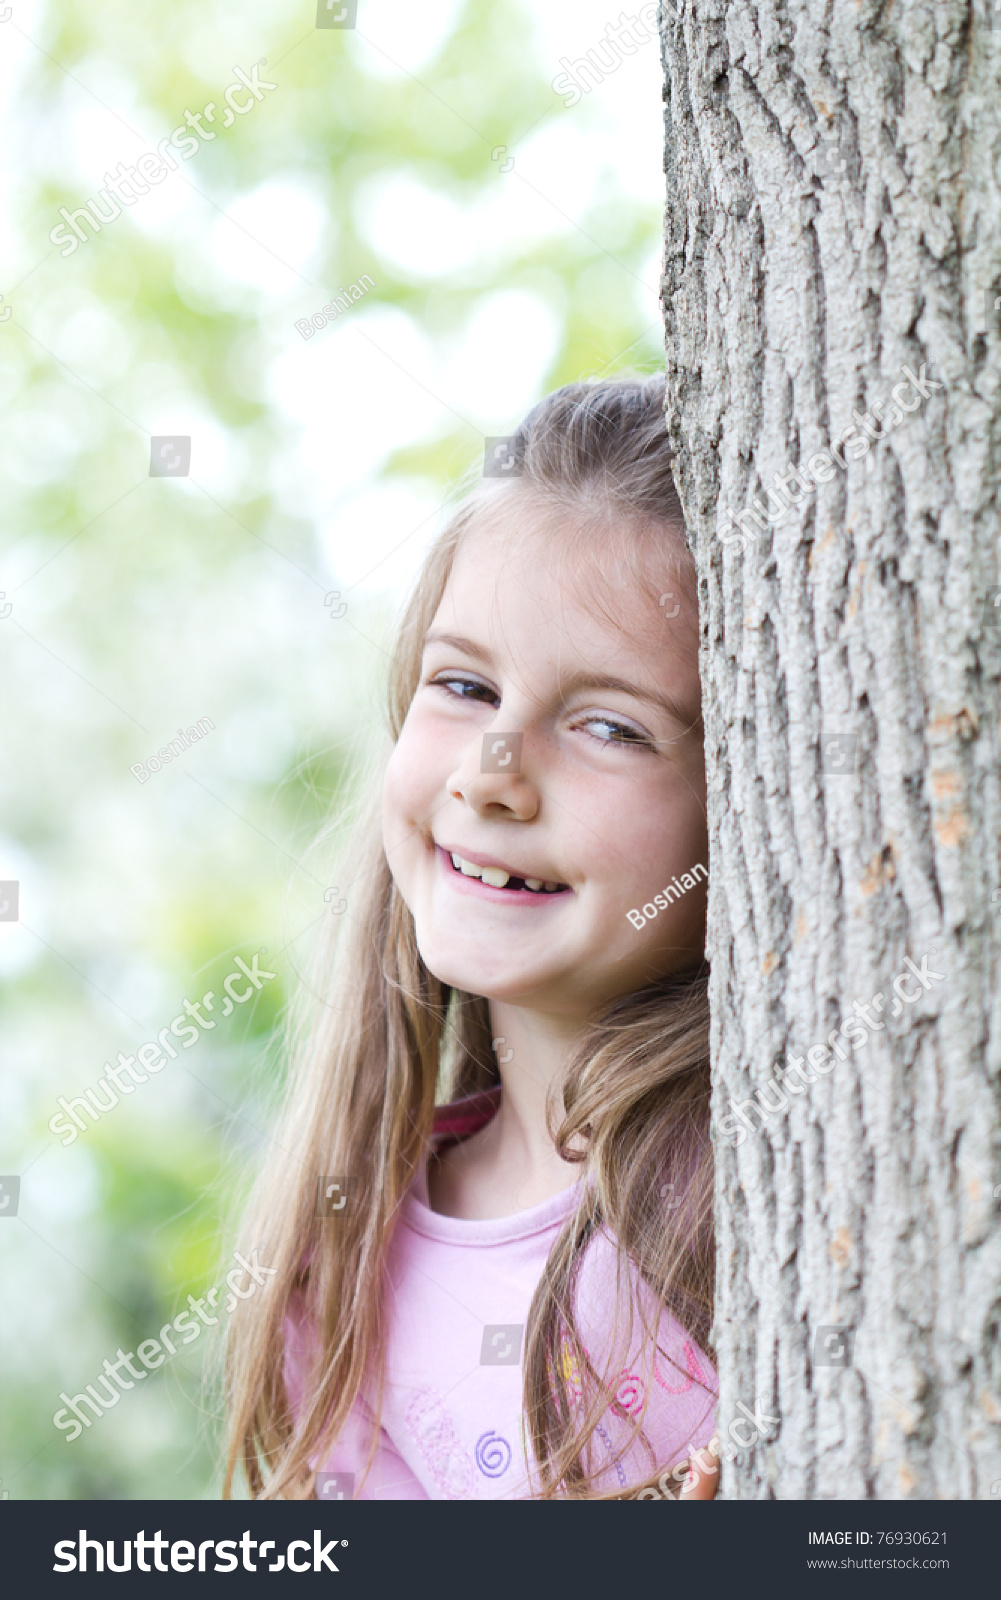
[
  {"x1": 387, "y1": 719, "x2": 428, "y2": 791},
  {"x1": 384, "y1": 726, "x2": 455, "y2": 844},
  {"x1": 382, "y1": 743, "x2": 423, "y2": 840}
]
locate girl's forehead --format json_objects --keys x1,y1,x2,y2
[
  {"x1": 440, "y1": 491, "x2": 696, "y2": 638},
  {"x1": 429, "y1": 500, "x2": 700, "y2": 714}
]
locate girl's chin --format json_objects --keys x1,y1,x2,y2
[{"x1": 415, "y1": 933, "x2": 552, "y2": 1001}]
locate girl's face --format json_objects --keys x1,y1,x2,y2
[{"x1": 382, "y1": 501, "x2": 708, "y2": 1018}]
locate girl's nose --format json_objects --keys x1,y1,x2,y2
[{"x1": 446, "y1": 729, "x2": 540, "y2": 820}]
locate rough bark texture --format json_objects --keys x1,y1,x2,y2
[{"x1": 659, "y1": 0, "x2": 1001, "y2": 1498}]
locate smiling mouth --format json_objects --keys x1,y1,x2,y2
[{"x1": 444, "y1": 851, "x2": 571, "y2": 894}]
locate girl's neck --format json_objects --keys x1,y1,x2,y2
[{"x1": 426, "y1": 1008, "x2": 585, "y2": 1219}]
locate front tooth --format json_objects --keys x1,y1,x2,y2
[
  {"x1": 480, "y1": 867, "x2": 511, "y2": 888},
  {"x1": 524, "y1": 878, "x2": 543, "y2": 891},
  {"x1": 459, "y1": 858, "x2": 483, "y2": 878},
  {"x1": 543, "y1": 881, "x2": 559, "y2": 891}
]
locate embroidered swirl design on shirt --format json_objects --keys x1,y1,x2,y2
[
  {"x1": 611, "y1": 1371, "x2": 646, "y2": 1417},
  {"x1": 475, "y1": 1429, "x2": 512, "y2": 1478},
  {"x1": 557, "y1": 1335, "x2": 648, "y2": 1419},
  {"x1": 653, "y1": 1338, "x2": 707, "y2": 1395}
]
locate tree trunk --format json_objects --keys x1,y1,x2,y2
[{"x1": 659, "y1": 0, "x2": 1001, "y2": 1499}]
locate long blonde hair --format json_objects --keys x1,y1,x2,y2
[{"x1": 223, "y1": 375, "x2": 715, "y2": 1501}]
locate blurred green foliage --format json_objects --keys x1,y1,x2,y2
[{"x1": 0, "y1": 0, "x2": 663, "y2": 1497}]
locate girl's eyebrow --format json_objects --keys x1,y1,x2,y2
[
  {"x1": 423, "y1": 629, "x2": 492, "y2": 663},
  {"x1": 555, "y1": 667, "x2": 695, "y2": 728},
  {"x1": 423, "y1": 631, "x2": 696, "y2": 728}
]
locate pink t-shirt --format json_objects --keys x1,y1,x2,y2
[{"x1": 285, "y1": 1085, "x2": 717, "y2": 1499}]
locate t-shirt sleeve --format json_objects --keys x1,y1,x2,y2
[
  {"x1": 283, "y1": 1308, "x2": 428, "y2": 1500},
  {"x1": 571, "y1": 1232, "x2": 718, "y2": 1490},
  {"x1": 641, "y1": 1303, "x2": 718, "y2": 1458}
]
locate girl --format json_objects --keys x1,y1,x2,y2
[{"x1": 224, "y1": 375, "x2": 719, "y2": 1501}]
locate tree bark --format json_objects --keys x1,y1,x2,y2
[{"x1": 659, "y1": 0, "x2": 1001, "y2": 1498}]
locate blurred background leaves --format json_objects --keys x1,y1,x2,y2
[{"x1": 0, "y1": 0, "x2": 665, "y2": 1496}]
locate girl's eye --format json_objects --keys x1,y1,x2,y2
[
  {"x1": 427, "y1": 676, "x2": 653, "y2": 748},
  {"x1": 429, "y1": 673, "x2": 499, "y2": 707},
  {"x1": 575, "y1": 716, "x2": 651, "y2": 748}
]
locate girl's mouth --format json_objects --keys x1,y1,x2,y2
[{"x1": 436, "y1": 846, "x2": 571, "y2": 902}]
